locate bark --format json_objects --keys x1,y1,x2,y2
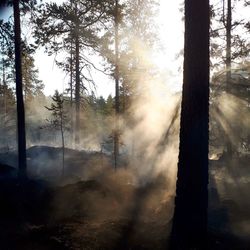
[
  {"x1": 2, "y1": 56, "x2": 7, "y2": 125},
  {"x1": 226, "y1": 0, "x2": 232, "y2": 83},
  {"x1": 60, "y1": 114, "x2": 65, "y2": 177},
  {"x1": 170, "y1": 0, "x2": 210, "y2": 249},
  {"x1": 226, "y1": 0, "x2": 233, "y2": 158},
  {"x1": 114, "y1": 0, "x2": 119, "y2": 169},
  {"x1": 74, "y1": 3, "x2": 80, "y2": 146},
  {"x1": 70, "y1": 38, "x2": 74, "y2": 147},
  {"x1": 70, "y1": 44, "x2": 73, "y2": 106},
  {"x1": 13, "y1": 0, "x2": 27, "y2": 179}
]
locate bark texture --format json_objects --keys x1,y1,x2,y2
[{"x1": 171, "y1": 0, "x2": 210, "y2": 248}]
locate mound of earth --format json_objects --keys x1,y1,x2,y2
[
  {"x1": 0, "y1": 163, "x2": 17, "y2": 178},
  {"x1": 0, "y1": 146, "x2": 113, "y2": 181},
  {"x1": 1, "y1": 146, "x2": 250, "y2": 249},
  {"x1": 0, "y1": 171, "x2": 175, "y2": 250}
]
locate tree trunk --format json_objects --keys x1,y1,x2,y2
[
  {"x1": 170, "y1": 0, "x2": 210, "y2": 249},
  {"x1": 70, "y1": 39, "x2": 74, "y2": 147},
  {"x1": 226, "y1": 0, "x2": 232, "y2": 158},
  {"x1": 69, "y1": 0, "x2": 74, "y2": 148},
  {"x1": 2, "y1": 56, "x2": 7, "y2": 127},
  {"x1": 13, "y1": 0, "x2": 27, "y2": 179},
  {"x1": 74, "y1": 3, "x2": 80, "y2": 146},
  {"x1": 70, "y1": 45, "x2": 73, "y2": 106},
  {"x1": 60, "y1": 116, "x2": 65, "y2": 177},
  {"x1": 114, "y1": 0, "x2": 119, "y2": 169},
  {"x1": 226, "y1": 0, "x2": 231, "y2": 83}
]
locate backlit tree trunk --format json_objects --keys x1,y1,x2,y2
[
  {"x1": 114, "y1": 0, "x2": 120, "y2": 169},
  {"x1": 226, "y1": 0, "x2": 231, "y2": 83},
  {"x1": 226, "y1": 0, "x2": 232, "y2": 157},
  {"x1": 170, "y1": 0, "x2": 210, "y2": 248},
  {"x1": 74, "y1": 3, "x2": 80, "y2": 146},
  {"x1": 13, "y1": 0, "x2": 27, "y2": 179}
]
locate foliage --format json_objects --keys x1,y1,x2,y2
[
  {"x1": 0, "y1": 12, "x2": 44, "y2": 102},
  {"x1": 22, "y1": 51, "x2": 44, "y2": 103},
  {"x1": 45, "y1": 90, "x2": 69, "y2": 132},
  {"x1": 33, "y1": 0, "x2": 114, "y2": 96},
  {"x1": 45, "y1": 90, "x2": 70, "y2": 176},
  {"x1": 100, "y1": 0, "x2": 160, "y2": 114},
  {"x1": 210, "y1": 0, "x2": 250, "y2": 70}
]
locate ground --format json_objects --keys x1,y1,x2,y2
[{"x1": 0, "y1": 146, "x2": 250, "y2": 249}]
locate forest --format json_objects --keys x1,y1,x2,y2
[{"x1": 0, "y1": 0, "x2": 249, "y2": 249}]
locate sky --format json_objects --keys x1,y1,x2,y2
[
  {"x1": 33, "y1": 0, "x2": 184, "y2": 97},
  {"x1": 0, "y1": 0, "x2": 184, "y2": 97},
  {"x1": 1, "y1": 0, "x2": 249, "y2": 98}
]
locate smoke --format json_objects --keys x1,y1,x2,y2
[
  {"x1": 210, "y1": 92, "x2": 249, "y2": 149},
  {"x1": 120, "y1": 75, "x2": 180, "y2": 188},
  {"x1": 209, "y1": 91, "x2": 250, "y2": 238},
  {"x1": 20, "y1": 71, "x2": 181, "y2": 191},
  {"x1": 11, "y1": 69, "x2": 182, "y2": 247}
]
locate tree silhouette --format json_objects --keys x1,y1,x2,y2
[
  {"x1": 114, "y1": 0, "x2": 119, "y2": 169},
  {"x1": 45, "y1": 90, "x2": 69, "y2": 177},
  {"x1": 210, "y1": 0, "x2": 249, "y2": 70},
  {"x1": 22, "y1": 51, "x2": 44, "y2": 104},
  {"x1": 34, "y1": 0, "x2": 113, "y2": 147},
  {"x1": 170, "y1": 0, "x2": 210, "y2": 249},
  {"x1": 225, "y1": 0, "x2": 232, "y2": 158},
  {"x1": 13, "y1": 0, "x2": 27, "y2": 179}
]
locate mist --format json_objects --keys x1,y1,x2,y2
[
  {"x1": 1, "y1": 58, "x2": 250, "y2": 249},
  {"x1": 1, "y1": 0, "x2": 250, "y2": 248}
]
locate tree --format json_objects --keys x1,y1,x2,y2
[
  {"x1": 22, "y1": 51, "x2": 44, "y2": 104},
  {"x1": 99, "y1": 0, "x2": 159, "y2": 168},
  {"x1": 210, "y1": 0, "x2": 249, "y2": 70},
  {"x1": 34, "y1": 0, "x2": 113, "y2": 146},
  {"x1": 100, "y1": 0, "x2": 159, "y2": 113},
  {"x1": 225, "y1": 1, "x2": 233, "y2": 158},
  {"x1": 0, "y1": 0, "x2": 43, "y2": 159},
  {"x1": 0, "y1": 23, "x2": 15, "y2": 148},
  {"x1": 210, "y1": 0, "x2": 250, "y2": 158},
  {"x1": 105, "y1": 94, "x2": 115, "y2": 116},
  {"x1": 114, "y1": 0, "x2": 119, "y2": 169},
  {"x1": 13, "y1": 0, "x2": 27, "y2": 179},
  {"x1": 225, "y1": 0, "x2": 232, "y2": 83},
  {"x1": 45, "y1": 90, "x2": 69, "y2": 177},
  {"x1": 0, "y1": 84, "x2": 16, "y2": 151},
  {"x1": 0, "y1": 14, "x2": 16, "y2": 150},
  {"x1": 170, "y1": 0, "x2": 210, "y2": 249}
]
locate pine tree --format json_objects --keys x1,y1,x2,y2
[
  {"x1": 105, "y1": 94, "x2": 115, "y2": 116},
  {"x1": 100, "y1": 0, "x2": 159, "y2": 114},
  {"x1": 114, "y1": 0, "x2": 120, "y2": 169},
  {"x1": 34, "y1": 0, "x2": 114, "y2": 146},
  {"x1": 210, "y1": 0, "x2": 249, "y2": 71},
  {"x1": 45, "y1": 90, "x2": 69, "y2": 177},
  {"x1": 171, "y1": 0, "x2": 210, "y2": 248},
  {"x1": 13, "y1": 0, "x2": 27, "y2": 179},
  {"x1": 22, "y1": 52, "x2": 44, "y2": 104}
]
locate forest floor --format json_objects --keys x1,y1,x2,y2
[{"x1": 0, "y1": 146, "x2": 250, "y2": 250}]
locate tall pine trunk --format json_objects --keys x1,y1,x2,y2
[
  {"x1": 2, "y1": 56, "x2": 7, "y2": 132},
  {"x1": 226, "y1": 0, "x2": 231, "y2": 83},
  {"x1": 13, "y1": 0, "x2": 27, "y2": 179},
  {"x1": 74, "y1": 3, "x2": 80, "y2": 146},
  {"x1": 70, "y1": 37, "x2": 74, "y2": 147},
  {"x1": 114, "y1": 0, "x2": 119, "y2": 169},
  {"x1": 226, "y1": 0, "x2": 232, "y2": 157},
  {"x1": 69, "y1": 0, "x2": 74, "y2": 148},
  {"x1": 60, "y1": 114, "x2": 65, "y2": 177},
  {"x1": 170, "y1": 0, "x2": 210, "y2": 249}
]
